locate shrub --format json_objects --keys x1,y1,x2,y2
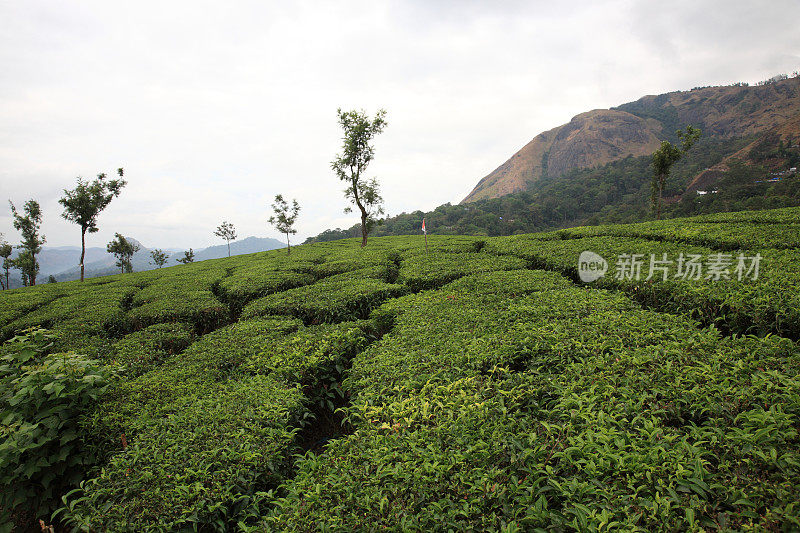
[
  {"x1": 396, "y1": 252, "x2": 528, "y2": 291},
  {"x1": 241, "y1": 273, "x2": 407, "y2": 324},
  {"x1": 108, "y1": 322, "x2": 196, "y2": 377},
  {"x1": 60, "y1": 376, "x2": 304, "y2": 532},
  {"x1": 0, "y1": 329, "x2": 109, "y2": 528}
]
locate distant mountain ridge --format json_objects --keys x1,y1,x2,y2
[{"x1": 463, "y1": 76, "x2": 800, "y2": 202}]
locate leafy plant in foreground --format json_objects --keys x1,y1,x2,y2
[{"x1": 0, "y1": 328, "x2": 108, "y2": 528}]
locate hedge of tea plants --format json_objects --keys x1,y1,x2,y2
[{"x1": 0, "y1": 207, "x2": 798, "y2": 531}]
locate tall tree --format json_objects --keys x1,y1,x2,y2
[
  {"x1": 59, "y1": 168, "x2": 127, "y2": 281},
  {"x1": 0, "y1": 234, "x2": 11, "y2": 290},
  {"x1": 8, "y1": 200, "x2": 45, "y2": 286},
  {"x1": 176, "y1": 248, "x2": 195, "y2": 264},
  {"x1": 651, "y1": 126, "x2": 701, "y2": 219},
  {"x1": 149, "y1": 249, "x2": 168, "y2": 268},
  {"x1": 214, "y1": 221, "x2": 237, "y2": 257},
  {"x1": 268, "y1": 194, "x2": 300, "y2": 255},
  {"x1": 106, "y1": 233, "x2": 139, "y2": 273},
  {"x1": 331, "y1": 108, "x2": 387, "y2": 247}
]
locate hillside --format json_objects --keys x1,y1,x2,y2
[
  {"x1": 3, "y1": 236, "x2": 285, "y2": 289},
  {"x1": 2, "y1": 207, "x2": 800, "y2": 531},
  {"x1": 464, "y1": 76, "x2": 800, "y2": 202}
]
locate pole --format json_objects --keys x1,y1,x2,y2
[{"x1": 423, "y1": 218, "x2": 428, "y2": 253}]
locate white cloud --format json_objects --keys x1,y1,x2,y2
[{"x1": 1, "y1": 0, "x2": 798, "y2": 248}]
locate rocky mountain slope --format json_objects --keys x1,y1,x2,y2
[{"x1": 464, "y1": 76, "x2": 800, "y2": 202}]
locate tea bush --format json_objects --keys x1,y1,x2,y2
[
  {"x1": 396, "y1": 252, "x2": 528, "y2": 291},
  {"x1": 485, "y1": 234, "x2": 800, "y2": 338},
  {"x1": 241, "y1": 272, "x2": 407, "y2": 324},
  {"x1": 267, "y1": 270, "x2": 800, "y2": 531},
  {"x1": 0, "y1": 207, "x2": 798, "y2": 531},
  {"x1": 60, "y1": 376, "x2": 305, "y2": 532},
  {"x1": 108, "y1": 322, "x2": 196, "y2": 376}
]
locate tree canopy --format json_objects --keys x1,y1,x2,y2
[
  {"x1": 268, "y1": 194, "x2": 300, "y2": 254},
  {"x1": 332, "y1": 108, "x2": 387, "y2": 247},
  {"x1": 59, "y1": 168, "x2": 126, "y2": 281}
]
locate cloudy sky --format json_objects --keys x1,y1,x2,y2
[{"x1": 1, "y1": 0, "x2": 798, "y2": 249}]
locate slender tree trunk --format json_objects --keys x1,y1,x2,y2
[
  {"x1": 227, "y1": 241, "x2": 231, "y2": 257},
  {"x1": 656, "y1": 181, "x2": 662, "y2": 220},
  {"x1": 360, "y1": 211, "x2": 368, "y2": 247},
  {"x1": 80, "y1": 228, "x2": 86, "y2": 282},
  {"x1": 286, "y1": 232, "x2": 291, "y2": 255}
]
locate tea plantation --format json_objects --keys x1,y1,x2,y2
[{"x1": 2, "y1": 207, "x2": 800, "y2": 531}]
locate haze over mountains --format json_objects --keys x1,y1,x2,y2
[
  {"x1": 4, "y1": 236, "x2": 285, "y2": 289},
  {"x1": 463, "y1": 75, "x2": 800, "y2": 202}
]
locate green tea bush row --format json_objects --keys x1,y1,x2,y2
[
  {"x1": 60, "y1": 376, "x2": 305, "y2": 532},
  {"x1": 241, "y1": 271, "x2": 407, "y2": 324},
  {"x1": 63, "y1": 319, "x2": 377, "y2": 531},
  {"x1": 107, "y1": 322, "x2": 196, "y2": 377},
  {"x1": 485, "y1": 235, "x2": 800, "y2": 338},
  {"x1": 265, "y1": 270, "x2": 800, "y2": 531},
  {"x1": 396, "y1": 252, "x2": 528, "y2": 291},
  {"x1": 558, "y1": 221, "x2": 800, "y2": 251}
]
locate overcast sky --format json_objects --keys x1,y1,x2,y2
[{"x1": 1, "y1": 0, "x2": 799, "y2": 249}]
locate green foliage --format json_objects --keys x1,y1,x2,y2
[
  {"x1": 651, "y1": 126, "x2": 701, "y2": 219},
  {"x1": 241, "y1": 272, "x2": 407, "y2": 324},
  {"x1": 0, "y1": 210, "x2": 798, "y2": 530},
  {"x1": 8, "y1": 199, "x2": 45, "y2": 286},
  {"x1": 109, "y1": 322, "x2": 195, "y2": 377},
  {"x1": 149, "y1": 248, "x2": 169, "y2": 268},
  {"x1": 214, "y1": 220, "x2": 237, "y2": 257},
  {"x1": 0, "y1": 234, "x2": 11, "y2": 291},
  {"x1": 176, "y1": 247, "x2": 195, "y2": 263},
  {"x1": 332, "y1": 108, "x2": 388, "y2": 247},
  {"x1": 0, "y1": 329, "x2": 108, "y2": 526},
  {"x1": 106, "y1": 233, "x2": 139, "y2": 273},
  {"x1": 58, "y1": 170, "x2": 126, "y2": 235},
  {"x1": 60, "y1": 376, "x2": 304, "y2": 532},
  {"x1": 397, "y1": 252, "x2": 528, "y2": 291},
  {"x1": 268, "y1": 194, "x2": 300, "y2": 254},
  {"x1": 59, "y1": 169, "x2": 126, "y2": 281},
  {"x1": 266, "y1": 270, "x2": 800, "y2": 531}
]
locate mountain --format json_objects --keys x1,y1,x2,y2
[
  {"x1": 193, "y1": 236, "x2": 285, "y2": 261},
  {"x1": 3, "y1": 236, "x2": 285, "y2": 289},
  {"x1": 463, "y1": 75, "x2": 800, "y2": 202}
]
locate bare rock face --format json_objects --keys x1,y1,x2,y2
[
  {"x1": 463, "y1": 109, "x2": 660, "y2": 202},
  {"x1": 544, "y1": 110, "x2": 661, "y2": 178},
  {"x1": 462, "y1": 77, "x2": 800, "y2": 203}
]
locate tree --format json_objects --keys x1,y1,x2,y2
[
  {"x1": 106, "y1": 233, "x2": 139, "y2": 273},
  {"x1": 47, "y1": 275, "x2": 57, "y2": 284},
  {"x1": 59, "y1": 168, "x2": 127, "y2": 281},
  {"x1": 8, "y1": 200, "x2": 45, "y2": 286},
  {"x1": 651, "y1": 125, "x2": 701, "y2": 219},
  {"x1": 214, "y1": 221, "x2": 237, "y2": 257},
  {"x1": 331, "y1": 108, "x2": 388, "y2": 247},
  {"x1": 176, "y1": 248, "x2": 195, "y2": 264},
  {"x1": 268, "y1": 194, "x2": 300, "y2": 255},
  {"x1": 0, "y1": 234, "x2": 11, "y2": 290},
  {"x1": 149, "y1": 249, "x2": 168, "y2": 268}
]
